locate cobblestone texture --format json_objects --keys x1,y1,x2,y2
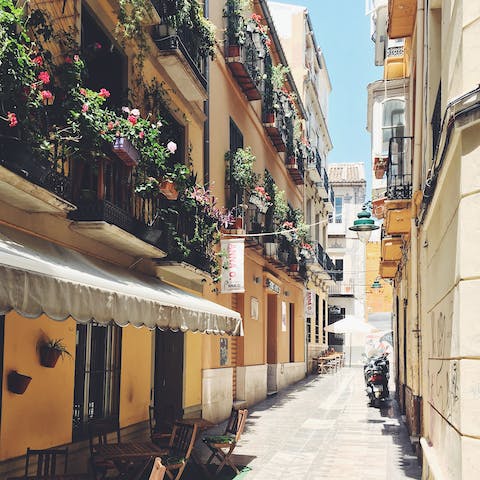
[{"x1": 192, "y1": 368, "x2": 422, "y2": 479}]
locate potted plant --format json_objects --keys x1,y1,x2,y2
[
  {"x1": 40, "y1": 338, "x2": 72, "y2": 368},
  {"x1": 7, "y1": 371, "x2": 32, "y2": 394},
  {"x1": 249, "y1": 185, "x2": 271, "y2": 213},
  {"x1": 373, "y1": 156, "x2": 388, "y2": 179}
]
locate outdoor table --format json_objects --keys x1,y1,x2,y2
[{"x1": 95, "y1": 441, "x2": 167, "y2": 476}]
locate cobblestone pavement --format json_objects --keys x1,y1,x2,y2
[{"x1": 193, "y1": 368, "x2": 422, "y2": 480}]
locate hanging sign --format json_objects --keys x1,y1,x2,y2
[
  {"x1": 304, "y1": 290, "x2": 316, "y2": 317},
  {"x1": 220, "y1": 238, "x2": 245, "y2": 293}
]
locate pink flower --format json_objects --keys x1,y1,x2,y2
[
  {"x1": 82, "y1": 103, "x2": 89, "y2": 113},
  {"x1": 7, "y1": 112, "x2": 18, "y2": 128},
  {"x1": 127, "y1": 114, "x2": 137, "y2": 125},
  {"x1": 167, "y1": 141, "x2": 177, "y2": 154},
  {"x1": 41, "y1": 90, "x2": 53, "y2": 100},
  {"x1": 139, "y1": 131, "x2": 145, "y2": 139},
  {"x1": 74, "y1": 55, "x2": 80, "y2": 62},
  {"x1": 38, "y1": 71, "x2": 50, "y2": 84},
  {"x1": 282, "y1": 221, "x2": 294, "y2": 229},
  {"x1": 79, "y1": 88, "x2": 87, "y2": 96},
  {"x1": 32, "y1": 56, "x2": 43, "y2": 66},
  {"x1": 107, "y1": 121, "x2": 115, "y2": 130},
  {"x1": 99, "y1": 88, "x2": 110, "y2": 98},
  {"x1": 94, "y1": 42, "x2": 102, "y2": 50},
  {"x1": 64, "y1": 56, "x2": 73, "y2": 64},
  {"x1": 130, "y1": 108, "x2": 140, "y2": 117},
  {"x1": 265, "y1": 38, "x2": 272, "y2": 48}
]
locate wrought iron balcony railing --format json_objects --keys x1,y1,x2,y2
[{"x1": 387, "y1": 136, "x2": 413, "y2": 200}]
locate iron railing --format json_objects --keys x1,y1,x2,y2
[
  {"x1": 387, "y1": 136, "x2": 413, "y2": 200},
  {"x1": 431, "y1": 83, "x2": 442, "y2": 158}
]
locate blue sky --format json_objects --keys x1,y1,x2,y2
[{"x1": 272, "y1": 0, "x2": 383, "y2": 188}]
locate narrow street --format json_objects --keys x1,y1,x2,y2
[{"x1": 195, "y1": 369, "x2": 422, "y2": 480}]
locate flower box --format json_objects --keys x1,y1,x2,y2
[
  {"x1": 8, "y1": 371, "x2": 32, "y2": 394},
  {"x1": 112, "y1": 137, "x2": 139, "y2": 167},
  {"x1": 159, "y1": 179, "x2": 179, "y2": 200}
]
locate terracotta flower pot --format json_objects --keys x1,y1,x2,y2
[
  {"x1": 112, "y1": 137, "x2": 139, "y2": 167},
  {"x1": 234, "y1": 217, "x2": 243, "y2": 229},
  {"x1": 8, "y1": 371, "x2": 32, "y2": 394},
  {"x1": 159, "y1": 180, "x2": 179, "y2": 200},
  {"x1": 289, "y1": 263, "x2": 299, "y2": 272},
  {"x1": 40, "y1": 347, "x2": 62, "y2": 368},
  {"x1": 227, "y1": 45, "x2": 240, "y2": 57}
]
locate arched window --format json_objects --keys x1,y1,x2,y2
[{"x1": 381, "y1": 99, "x2": 405, "y2": 155}]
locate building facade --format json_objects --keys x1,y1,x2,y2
[
  {"x1": 367, "y1": 0, "x2": 480, "y2": 477},
  {"x1": 327, "y1": 163, "x2": 367, "y2": 364},
  {"x1": 0, "y1": 0, "x2": 339, "y2": 474}
]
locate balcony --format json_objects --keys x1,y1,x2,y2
[
  {"x1": 151, "y1": 14, "x2": 208, "y2": 102},
  {"x1": 286, "y1": 154, "x2": 305, "y2": 185},
  {"x1": 384, "y1": 39, "x2": 408, "y2": 80},
  {"x1": 225, "y1": 30, "x2": 264, "y2": 101},
  {"x1": 307, "y1": 150, "x2": 322, "y2": 183},
  {"x1": 388, "y1": 0, "x2": 417, "y2": 39},
  {"x1": 263, "y1": 108, "x2": 287, "y2": 152},
  {"x1": 304, "y1": 242, "x2": 339, "y2": 283},
  {"x1": 384, "y1": 136, "x2": 413, "y2": 235},
  {"x1": 379, "y1": 259, "x2": 398, "y2": 278},
  {"x1": 318, "y1": 168, "x2": 334, "y2": 212},
  {"x1": 68, "y1": 160, "x2": 166, "y2": 259},
  {"x1": 0, "y1": 137, "x2": 75, "y2": 214},
  {"x1": 381, "y1": 235, "x2": 403, "y2": 261},
  {"x1": 329, "y1": 278, "x2": 355, "y2": 296}
]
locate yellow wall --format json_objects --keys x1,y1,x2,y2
[
  {"x1": 0, "y1": 313, "x2": 76, "y2": 460},
  {"x1": 184, "y1": 331, "x2": 202, "y2": 409},
  {"x1": 366, "y1": 241, "x2": 393, "y2": 314},
  {"x1": 119, "y1": 325, "x2": 153, "y2": 428}
]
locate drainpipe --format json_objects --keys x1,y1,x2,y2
[
  {"x1": 203, "y1": 0, "x2": 210, "y2": 185},
  {"x1": 410, "y1": 0, "x2": 424, "y2": 436}
]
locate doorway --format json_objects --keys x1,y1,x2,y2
[
  {"x1": 154, "y1": 330, "x2": 184, "y2": 419},
  {"x1": 267, "y1": 294, "x2": 277, "y2": 365},
  {"x1": 289, "y1": 303, "x2": 295, "y2": 363}
]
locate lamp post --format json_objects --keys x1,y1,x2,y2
[{"x1": 349, "y1": 206, "x2": 379, "y2": 243}]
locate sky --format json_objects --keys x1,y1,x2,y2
[{"x1": 271, "y1": 0, "x2": 383, "y2": 190}]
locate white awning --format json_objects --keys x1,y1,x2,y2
[{"x1": 0, "y1": 225, "x2": 242, "y2": 335}]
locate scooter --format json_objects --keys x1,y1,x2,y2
[{"x1": 363, "y1": 353, "x2": 389, "y2": 406}]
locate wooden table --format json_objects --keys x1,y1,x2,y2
[
  {"x1": 95, "y1": 441, "x2": 167, "y2": 477},
  {"x1": 315, "y1": 354, "x2": 341, "y2": 374}
]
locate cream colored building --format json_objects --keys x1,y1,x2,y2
[{"x1": 368, "y1": 0, "x2": 480, "y2": 478}]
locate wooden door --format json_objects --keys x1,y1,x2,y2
[
  {"x1": 154, "y1": 330, "x2": 184, "y2": 419},
  {"x1": 267, "y1": 294, "x2": 277, "y2": 364}
]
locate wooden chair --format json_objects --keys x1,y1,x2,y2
[
  {"x1": 25, "y1": 447, "x2": 68, "y2": 476},
  {"x1": 87, "y1": 417, "x2": 121, "y2": 479},
  {"x1": 149, "y1": 458, "x2": 167, "y2": 480},
  {"x1": 202, "y1": 408, "x2": 248, "y2": 476},
  {"x1": 131, "y1": 457, "x2": 166, "y2": 480},
  {"x1": 158, "y1": 422, "x2": 198, "y2": 480},
  {"x1": 149, "y1": 404, "x2": 176, "y2": 446}
]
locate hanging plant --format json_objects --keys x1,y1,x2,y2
[{"x1": 225, "y1": 147, "x2": 259, "y2": 196}]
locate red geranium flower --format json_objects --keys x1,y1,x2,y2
[
  {"x1": 99, "y1": 88, "x2": 110, "y2": 98},
  {"x1": 139, "y1": 131, "x2": 145, "y2": 139},
  {"x1": 38, "y1": 71, "x2": 50, "y2": 84},
  {"x1": 32, "y1": 56, "x2": 43, "y2": 66},
  {"x1": 82, "y1": 103, "x2": 89, "y2": 113},
  {"x1": 41, "y1": 90, "x2": 53, "y2": 100},
  {"x1": 64, "y1": 56, "x2": 73, "y2": 64},
  {"x1": 7, "y1": 112, "x2": 18, "y2": 128},
  {"x1": 79, "y1": 88, "x2": 87, "y2": 96},
  {"x1": 127, "y1": 114, "x2": 137, "y2": 125}
]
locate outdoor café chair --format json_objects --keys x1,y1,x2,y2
[
  {"x1": 87, "y1": 417, "x2": 121, "y2": 479},
  {"x1": 25, "y1": 447, "x2": 69, "y2": 477},
  {"x1": 149, "y1": 404, "x2": 177, "y2": 447},
  {"x1": 160, "y1": 421, "x2": 197, "y2": 480},
  {"x1": 202, "y1": 408, "x2": 248, "y2": 476}
]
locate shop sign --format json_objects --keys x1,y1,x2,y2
[
  {"x1": 305, "y1": 290, "x2": 316, "y2": 317},
  {"x1": 265, "y1": 278, "x2": 280, "y2": 294},
  {"x1": 220, "y1": 238, "x2": 245, "y2": 293}
]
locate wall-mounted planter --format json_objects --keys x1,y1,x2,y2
[
  {"x1": 112, "y1": 137, "x2": 139, "y2": 167},
  {"x1": 159, "y1": 179, "x2": 179, "y2": 200},
  {"x1": 8, "y1": 371, "x2": 32, "y2": 394},
  {"x1": 40, "y1": 347, "x2": 62, "y2": 368}
]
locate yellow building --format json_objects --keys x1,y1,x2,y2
[
  {"x1": 0, "y1": 0, "x2": 339, "y2": 474},
  {"x1": 369, "y1": 0, "x2": 480, "y2": 477}
]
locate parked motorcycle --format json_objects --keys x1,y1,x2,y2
[{"x1": 363, "y1": 353, "x2": 390, "y2": 406}]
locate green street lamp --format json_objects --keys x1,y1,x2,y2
[
  {"x1": 371, "y1": 278, "x2": 382, "y2": 289},
  {"x1": 349, "y1": 206, "x2": 379, "y2": 244}
]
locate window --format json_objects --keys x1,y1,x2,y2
[
  {"x1": 334, "y1": 196, "x2": 343, "y2": 223},
  {"x1": 72, "y1": 323, "x2": 122, "y2": 440},
  {"x1": 314, "y1": 294, "x2": 320, "y2": 343},
  {"x1": 229, "y1": 118, "x2": 244, "y2": 152},
  {"x1": 322, "y1": 300, "x2": 326, "y2": 344},
  {"x1": 306, "y1": 317, "x2": 311, "y2": 343},
  {"x1": 382, "y1": 99, "x2": 405, "y2": 155},
  {"x1": 335, "y1": 259, "x2": 344, "y2": 282}
]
